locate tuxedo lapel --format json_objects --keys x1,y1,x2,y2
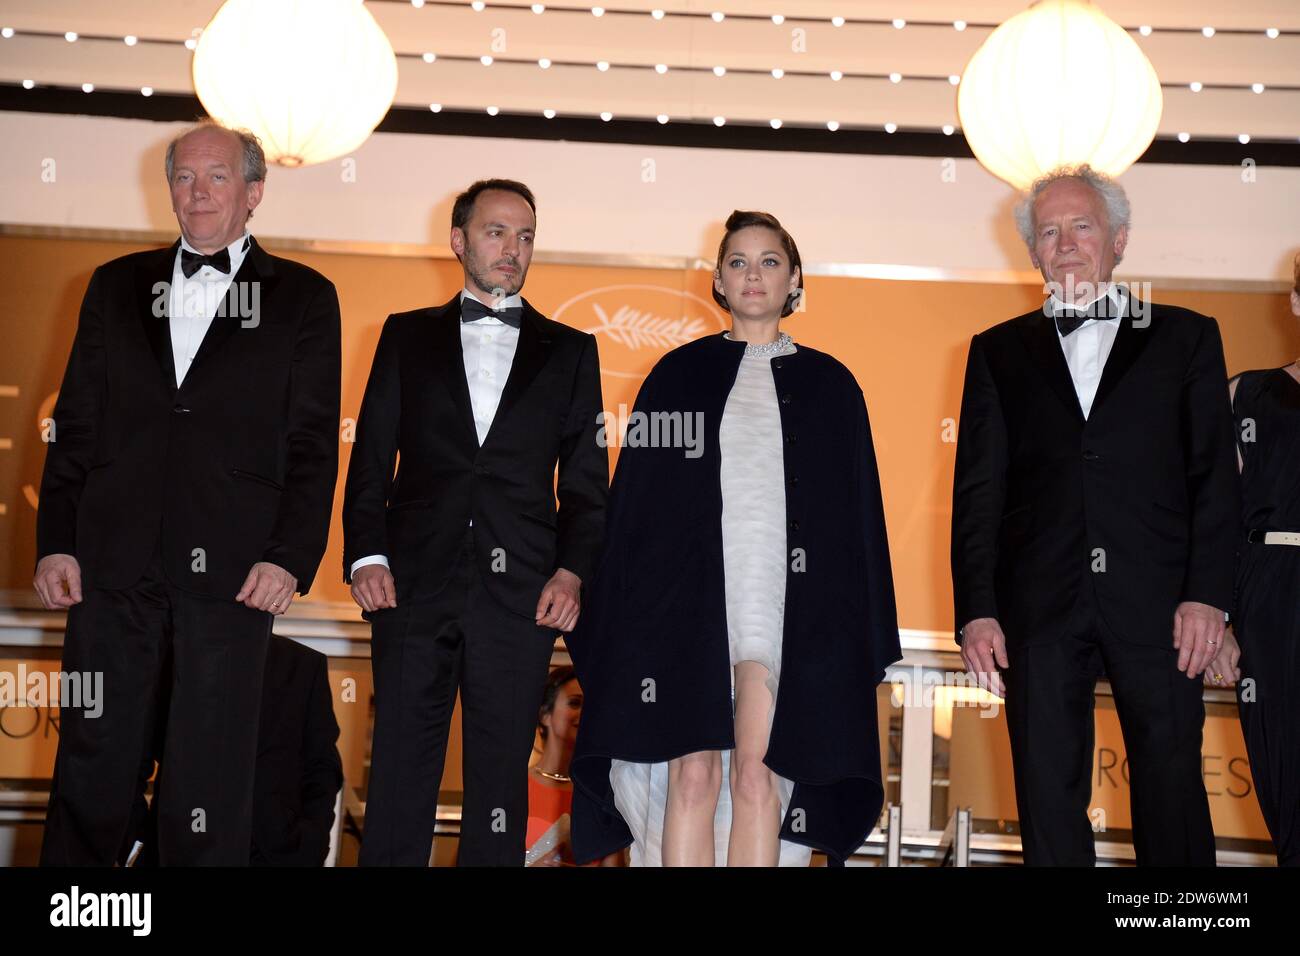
[
  {"x1": 1015, "y1": 307, "x2": 1085, "y2": 424},
  {"x1": 1090, "y1": 297, "x2": 1158, "y2": 414},
  {"x1": 484, "y1": 299, "x2": 551, "y2": 447},
  {"x1": 430, "y1": 296, "x2": 481, "y2": 451},
  {"x1": 185, "y1": 236, "x2": 280, "y2": 384},
  {"x1": 135, "y1": 241, "x2": 180, "y2": 394}
]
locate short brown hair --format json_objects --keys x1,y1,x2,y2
[
  {"x1": 712, "y1": 210, "x2": 804, "y2": 317},
  {"x1": 452, "y1": 179, "x2": 536, "y2": 232},
  {"x1": 1293, "y1": 251, "x2": 1299, "y2": 295}
]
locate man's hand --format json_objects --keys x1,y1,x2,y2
[
  {"x1": 1174, "y1": 601, "x2": 1225, "y2": 679},
  {"x1": 536, "y1": 568, "x2": 581, "y2": 632},
  {"x1": 351, "y1": 564, "x2": 397, "y2": 613},
  {"x1": 34, "y1": 553, "x2": 83, "y2": 609},
  {"x1": 1202, "y1": 623, "x2": 1241, "y2": 687},
  {"x1": 235, "y1": 561, "x2": 298, "y2": 615},
  {"x1": 960, "y1": 617, "x2": 1009, "y2": 699}
]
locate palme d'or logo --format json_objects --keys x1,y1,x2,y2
[{"x1": 553, "y1": 284, "x2": 728, "y2": 381}]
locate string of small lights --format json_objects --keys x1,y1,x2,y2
[
  {"x1": 3, "y1": 10, "x2": 1296, "y2": 145},
  {"x1": 372, "y1": 0, "x2": 1296, "y2": 38}
]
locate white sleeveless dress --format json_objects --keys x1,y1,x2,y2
[{"x1": 608, "y1": 333, "x2": 812, "y2": 866}]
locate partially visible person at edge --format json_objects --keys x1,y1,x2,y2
[
  {"x1": 1222, "y1": 251, "x2": 1300, "y2": 867},
  {"x1": 525, "y1": 666, "x2": 624, "y2": 866}
]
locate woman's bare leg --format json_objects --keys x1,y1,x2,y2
[
  {"x1": 663, "y1": 750, "x2": 722, "y2": 866},
  {"x1": 727, "y1": 660, "x2": 781, "y2": 866}
]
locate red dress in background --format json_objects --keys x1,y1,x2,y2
[{"x1": 526, "y1": 775, "x2": 600, "y2": 866}]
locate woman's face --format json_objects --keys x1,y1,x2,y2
[
  {"x1": 714, "y1": 226, "x2": 800, "y2": 321},
  {"x1": 544, "y1": 679, "x2": 583, "y2": 746}
]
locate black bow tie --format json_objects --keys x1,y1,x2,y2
[
  {"x1": 1052, "y1": 298, "x2": 1123, "y2": 336},
  {"x1": 461, "y1": 297, "x2": 523, "y2": 328},
  {"x1": 180, "y1": 246, "x2": 233, "y2": 278}
]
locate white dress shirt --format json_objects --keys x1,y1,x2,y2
[
  {"x1": 1048, "y1": 286, "x2": 1226, "y2": 621},
  {"x1": 350, "y1": 288, "x2": 524, "y2": 578},
  {"x1": 1049, "y1": 284, "x2": 1126, "y2": 420},
  {"x1": 169, "y1": 230, "x2": 251, "y2": 387}
]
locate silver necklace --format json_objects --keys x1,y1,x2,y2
[{"x1": 727, "y1": 331, "x2": 793, "y2": 356}]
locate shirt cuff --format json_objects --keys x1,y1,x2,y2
[{"x1": 350, "y1": 554, "x2": 390, "y2": 577}]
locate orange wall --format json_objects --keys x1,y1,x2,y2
[{"x1": 1, "y1": 235, "x2": 1294, "y2": 631}]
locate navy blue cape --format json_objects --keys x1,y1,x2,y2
[{"x1": 566, "y1": 331, "x2": 902, "y2": 865}]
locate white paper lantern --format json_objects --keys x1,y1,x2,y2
[
  {"x1": 957, "y1": 0, "x2": 1163, "y2": 189},
  {"x1": 192, "y1": 0, "x2": 398, "y2": 168}
]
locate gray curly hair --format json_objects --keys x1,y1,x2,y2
[{"x1": 1013, "y1": 164, "x2": 1131, "y2": 264}]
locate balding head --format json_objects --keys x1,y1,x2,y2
[
  {"x1": 166, "y1": 121, "x2": 266, "y2": 253},
  {"x1": 166, "y1": 120, "x2": 266, "y2": 187}
]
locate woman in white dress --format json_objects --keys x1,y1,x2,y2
[
  {"x1": 664, "y1": 212, "x2": 802, "y2": 866},
  {"x1": 603, "y1": 212, "x2": 807, "y2": 866},
  {"x1": 567, "y1": 211, "x2": 900, "y2": 868}
]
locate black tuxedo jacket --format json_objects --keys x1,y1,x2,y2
[
  {"x1": 342, "y1": 295, "x2": 607, "y2": 618},
  {"x1": 36, "y1": 237, "x2": 342, "y2": 598},
  {"x1": 951, "y1": 298, "x2": 1240, "y2": 648}
]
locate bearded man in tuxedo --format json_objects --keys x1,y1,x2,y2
[{"x1": 344, "y1": 179, "x2": 607, "y2": 865}]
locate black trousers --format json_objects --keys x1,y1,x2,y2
[
  {"x1": 1233, "y1": 543, "x2": 1300, "y2": 867},
  {"x1": 360, "y1": 528, "x2": 556, "y2": 866},
  {"x1": 40, "y1": 542, "x2": 271, "y2": 866},
  {"x1": 1002, "y1": 586, "x2": 1216, "y2": 866}
]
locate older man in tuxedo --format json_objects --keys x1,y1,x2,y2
[
  {"x1": 951, "y1": 165, "x2": 1240, "y2": 865},
  {"x1": 35, "y1": 120, "x2": 341, "y2": 865},
  {"x1": 344, "y1": 179, "x2": 607, "y2": 866}
]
